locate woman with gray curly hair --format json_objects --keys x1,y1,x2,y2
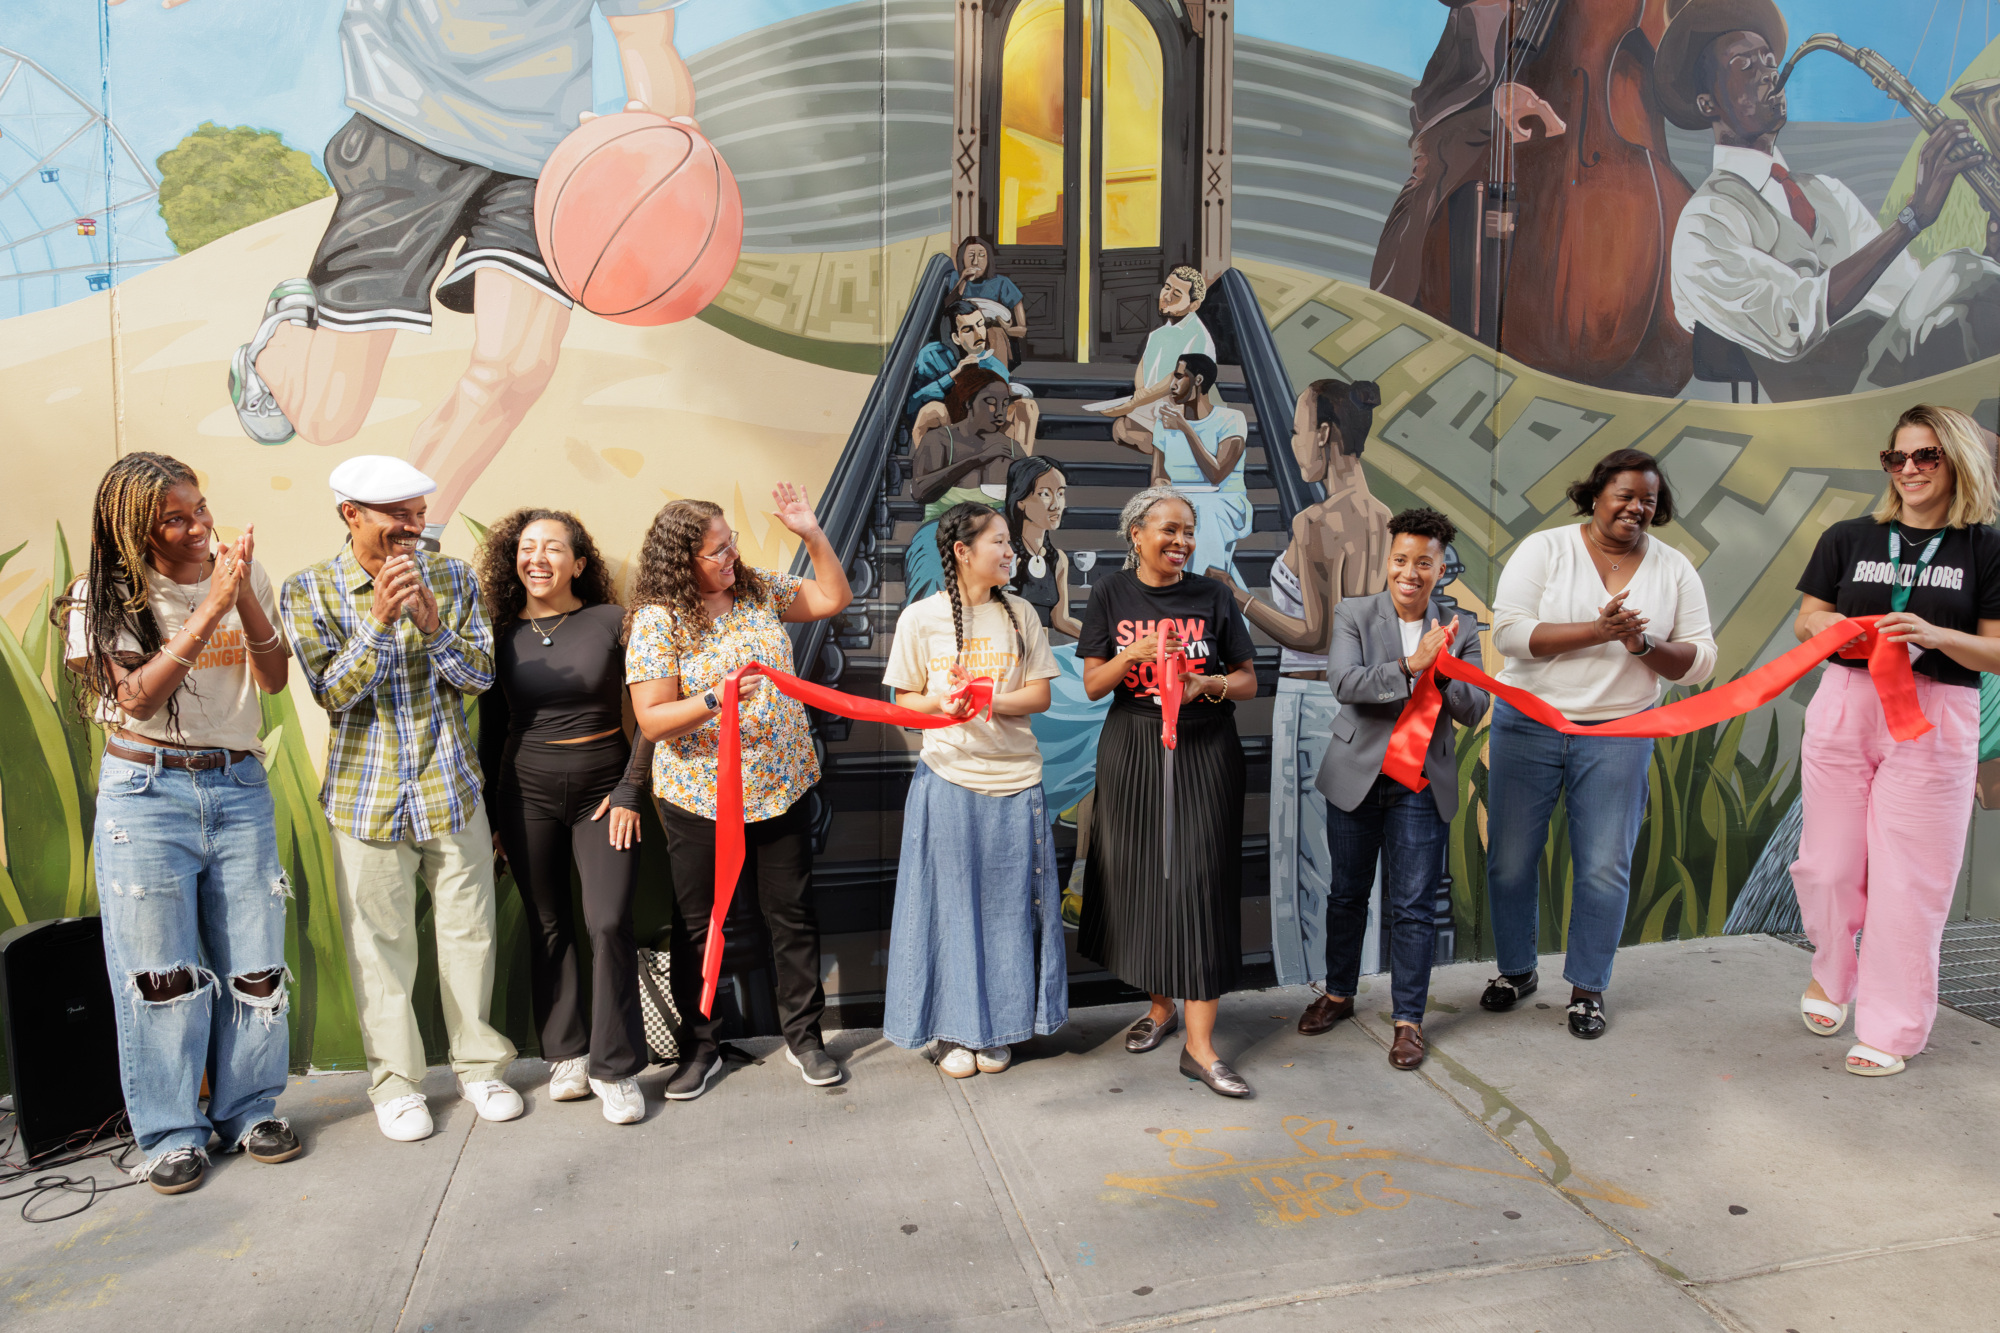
[{"x1": 1076, "y1": 487, "x2": 1260, "y2": 1097}]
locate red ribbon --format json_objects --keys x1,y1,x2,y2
[
  {"x1": 1382, "y1": 615, "x2": 1930, "y2": 793},
  {"x1": 702, "y1": 662, "x2": 994, "y2": 1017},
  {"x1": 1159, "y1": 650, "x2": 1185, "y2": 749}
]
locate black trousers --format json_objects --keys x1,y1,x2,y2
[
  {"x1": 658, "y1": 797, "x2": 824, "y2": 1054},
  {"x1": 490, "y1": 735, "x2": 645, "y2": 1081}
]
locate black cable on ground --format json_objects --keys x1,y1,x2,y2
[{"x1": 0, "y1": 1110, "x2": 142, "y2": 1223}]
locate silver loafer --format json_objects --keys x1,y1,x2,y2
[
  {"x1": 1179, "y1": 1048, "x2": 1252, "y2": 1098},
  {"x1": 1124, "y1": 1009, "x2": 1180, "y2": 1053}
]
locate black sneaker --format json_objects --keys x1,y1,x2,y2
[
  {"x1": 241, "y1": 1118, "x2": 303, "y2": 1163},
  {"x1": 1480, "y1": 970, "x2": 1538, "y2": 1011},
  {"x1": 663, "y1": 1044, "x2": 723, "y2": 1101},
  {"x1": 786, "y1": 1045, "x2": 843, "y2": 1086},
  {"x1": 141, "y1": 1147, "x2": 207, "y2": 1196}
]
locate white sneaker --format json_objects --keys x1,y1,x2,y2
[
  {"x1": 938, "y1": 1045, "x2": 978, "y2": 1078},
  {"x1": 229, "y1": 278, "x2": 314, "y2": 445},
  {"x1": 975, "y1": 1045, "x2": 1012, "y2": 1074},
  {"x1": 458, "y1": 1076, "x2": 525, "y2": 1122},
  {"x1": 548, "y1": 1058, "x2": 590, "y2": 1101},
  {"x1": 375, "y1": 1093, "x2": 433, "y2": 1142},
  {"x1": 590, "y1": 1077, "x2": 645, "y2": 1124}
]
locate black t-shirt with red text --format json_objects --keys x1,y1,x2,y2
[
  {"x1": 1076, "y1": 568, "x2": 1256, "y2": 714},
  {"x1": 1797, "y1": 515, "x2": 2000, "y2": 689}
]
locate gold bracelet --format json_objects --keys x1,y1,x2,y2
[{"x1": 161, "y1": 645, "x2": 197, "y2": 668}]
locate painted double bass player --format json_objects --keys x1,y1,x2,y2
[{"x1": 1372, "y1": 0, "x2": 1696, "y2": 398}]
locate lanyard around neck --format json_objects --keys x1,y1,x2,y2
[{"x1": 1887, "y1": 525, "x2": 1944, "y2": 612}]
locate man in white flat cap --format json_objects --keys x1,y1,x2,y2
[{"x1": 279, "y1": 455, "x2": 520, "y2": 1142}]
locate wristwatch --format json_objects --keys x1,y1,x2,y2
[
  {"x1": 1898, "y1": 204, "x2": 1921, "y2": 235},
  {"x1": 1628, "y1": 633, "x2": 1654, "y2": 657},
  {"x1": 702, "y1": 688, "x2": 719, "y2": 711}
]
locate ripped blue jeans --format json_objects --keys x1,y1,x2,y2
[{"x1": 94, "y1": 746, "x2": 291, "y2": 1166}]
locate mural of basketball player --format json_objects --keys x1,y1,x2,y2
[
  {"x1": 1093, "y1": 267, "x2": 1214, "y2": 452},
  {"x1": 1659, "y1": 0, "x2": 2000, "y2": 402},
  {"x1": 1370, "y1": 0, "x2": 1567, "y2": 305},
  {"x1": 216, "y1": 0, "x2": 699, "y2": 546},
  {"x1": 1209, "y1": 379, "x2": 1392, "y2": 990}
]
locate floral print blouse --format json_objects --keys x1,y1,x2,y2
[{"x1": 625, "y1": 571, "x2": 818, "y2": 821}]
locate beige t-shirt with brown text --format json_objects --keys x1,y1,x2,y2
[
  {"x1": 882, "y1": 592, "x2": 1058, "y2": 797},
  {"x1": 64, "y1": 560, "x2": 280, "y2": 757}
]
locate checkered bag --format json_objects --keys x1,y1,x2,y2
[{"x1": 637, "y1": 946, "x2": 686, "y2": 1064}]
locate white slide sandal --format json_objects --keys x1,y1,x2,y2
[
  {"x1": 1844, "y1": 1042, "x2": 1906, "y2": 1077},
  {"x1": 1801, "y1": 994, "x2": 1849, "y2": 1037}
]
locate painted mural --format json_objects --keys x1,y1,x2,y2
[{"x1": 2, "y1": 0, "x2": 1998, "y2": 1081}]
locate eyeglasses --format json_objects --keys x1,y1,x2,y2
[
  {"x1": 1880, "y1": 447, "x2": 1947, "y2": 472},
  {"x1": 698, "y1": 532, "x2": 740, "y2": 563}
]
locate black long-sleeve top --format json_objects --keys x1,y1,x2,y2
[{"x1": 477, "y1": 603, "x2": 655, "y2": 818}]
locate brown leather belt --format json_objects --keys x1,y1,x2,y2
[
  {"x1": 106, "y1": 740, "x2": 251, "y2": 771},
  {"x1": 1281, "y1": 670, "x2": 1328, "y2": 681}
]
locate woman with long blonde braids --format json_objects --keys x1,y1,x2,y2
[
  {"x1": 881, "y1": 501, "x2": 1065, "y2": 1076},
  {"x1": 55, "y1": 452, "x2": 299, "y2": 1195},
  {"x1": 625, "y1": 486, "x2": 852, "y2": 1097}
]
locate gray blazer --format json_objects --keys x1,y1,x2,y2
[{"x1": 1314, "y1": 592, "x2": 1489, "y2": 821}]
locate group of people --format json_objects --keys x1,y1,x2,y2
[{"x1": 54, "y1": 390, "x2": 1998, "y2": 1197}]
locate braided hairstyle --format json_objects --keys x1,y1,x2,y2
[
  {"x1": 474, "y1": 507, "x2": 619, "y2": 640},
  {"x1": 626, "y1": 499, "x2": 767, "y2": 653},
  {"x1": 53, "y1": 452, "x2": 201, "y2": 732},
  {"x1": 935, "y1": 501, "x2": 1024, "y2": 670}
]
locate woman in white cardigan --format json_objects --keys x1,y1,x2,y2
[{"x1": 1479, "y1": 449, "x2": 1717, "y2": 1038}]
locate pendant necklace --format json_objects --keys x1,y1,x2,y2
[
  {"x1": 1588, "y1": 526, "x2": 1638, "y2": 572},
  {"x1": 527, "y1": 611, "x2": 571, "y2": 646},
  {"x1": 1027, "y1": 550, "x2": 1047, "y2": 580}
]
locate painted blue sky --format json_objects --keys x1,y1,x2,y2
[{"x1": 11, "y1": 0, "x2": 1991, "y2": 183}]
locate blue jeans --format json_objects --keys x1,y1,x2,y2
[
  {"x1": 94, "y1": 747, "x2": 291, "y2": 1165},
  {"x1": 1484, "y1": 700, "x2": 1653, "y2": 993},
  {"x1": 1325, "y1": 777, "x2": 1447, "y2": 1023}
]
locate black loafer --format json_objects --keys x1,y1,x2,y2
[
  {"x1": 142, "y1": 1147, "x2": 207, "y2": 1195},
  {"x1": 241, "y1": 1118, "x2": 303, "y2": 1163},
  {"x1": 1179, "y1": 1048, "x2": 1252, "y2": 1098},
  {"x1": 1480, "y1": 970, "x2": 1538, "y2": 1011},
  {"x1": 1125, "y1": 1009, "x2": 1180, "y2": 1053},
  {"x1": 1567, "y1": 996, "x2": 1607, "y2": 1039}
]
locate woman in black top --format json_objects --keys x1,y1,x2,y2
[
  {"x1": 476, "y1": 510, "x2": 655, "y2": 1123},
  {"x1": 1792, "y1": 404, "x2": 2000, "y2": 1077},
  {"x1": 1078, "y1": 486, "x2": 1258, "y2": 1097}
]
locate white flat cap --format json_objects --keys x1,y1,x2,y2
[{"x1": 329, "y1": 455, "x2": 437, "y2": 506}]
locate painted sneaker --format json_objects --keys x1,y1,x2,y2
[
  {"x1": 548, "y1": 1057, "x2": 590, "y2": 1102},
  {"x1": 229, "y1": 278, "x2": 316, "y2": 445}
]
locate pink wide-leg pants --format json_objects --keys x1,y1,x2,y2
[{"x1": 1791, "y1": 665, "x2": 1981, "y2": 1058}]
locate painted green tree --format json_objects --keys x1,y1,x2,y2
[{"x1": 156, "y1": 123, "x2": 331, "y2": 255}]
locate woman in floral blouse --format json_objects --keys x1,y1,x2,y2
[{"x1": 627, "y1": 485, "x2": 851, "y2": 1098}]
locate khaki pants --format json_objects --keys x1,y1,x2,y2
[{"x1": 331, "y1": 808, "x2": 515, "y2": 1103}]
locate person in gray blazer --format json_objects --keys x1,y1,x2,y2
[{"x1": 1297, "y1": 508, "x2": 1488, "y2": 1070}]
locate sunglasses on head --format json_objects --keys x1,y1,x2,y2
[{"x1": 1880, "y1": 446, "x2": 1947, "y2": 472}]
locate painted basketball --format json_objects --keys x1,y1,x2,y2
[{"x1": 534, "y1": 112, "x2": 744, "y2": 327}]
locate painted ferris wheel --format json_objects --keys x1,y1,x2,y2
[{"x1": 0, "y1": 46, "x2": 175, "y2": 320}]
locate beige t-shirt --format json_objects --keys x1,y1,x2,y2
[
  {"x1": 882, "y1": 592, "x2": 1058, "y2": 797},
  {"x1": 64, "y1": 560, "x2": 281, "y2": 757}
]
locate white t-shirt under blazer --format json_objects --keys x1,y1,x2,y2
[{"x1": 1491, "y1": 525, "x2": 1719, "y2": 722}]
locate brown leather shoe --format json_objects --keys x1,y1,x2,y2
[
  {"x1": 1388, "y1": 1023, "x2": 1425, "y2": 1070},
  {"x1": 1297, "y1": 993, "x2": 1354, "y2": 1036}
]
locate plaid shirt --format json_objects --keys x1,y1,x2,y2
[{"x1": 280, "y1": 546, "x2": 494, "y2": 842}]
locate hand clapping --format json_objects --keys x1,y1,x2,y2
[{"x1": 1593, "y1": 590, "x2": 1647, "y2": 647}]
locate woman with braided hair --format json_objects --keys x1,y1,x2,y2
[
  {"x1": 626, "y1": 486, "x2": 851, "y2": 1097},
  {"x1": 881, "y1": 502, "x2": 1063, "y2": 1076},
  {"x1": 55, "y1": 452, "x2": 299, "y2": 1195}
]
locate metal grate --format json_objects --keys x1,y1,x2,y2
[{"x1": 1773, "y1": 921, "x2": 2000, "y2": 1028}]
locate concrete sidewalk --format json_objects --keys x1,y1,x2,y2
[{"x1": 4, "y1": 936, "x2": 1997, "y2": 1332}]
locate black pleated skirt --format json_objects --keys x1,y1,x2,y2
[{"x1": 1079, "y1": 704, "x2": 1246, "y2": 1001}]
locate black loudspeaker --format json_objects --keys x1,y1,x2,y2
[{"x1": 0, "y1": 918, "x2": 126, "y2": 1160}]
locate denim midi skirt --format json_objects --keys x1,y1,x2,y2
[{"x1": 884, "y1": 762, "x2": 1069, "y2": 1049}]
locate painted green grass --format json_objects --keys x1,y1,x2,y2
[{"x1": 1448, "y1": 683, "x2": 1802, "y2": 956}]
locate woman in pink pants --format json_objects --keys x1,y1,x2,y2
[{"x1": 1791, "y1": 404, "x2": 2000, "y2": 1076}]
